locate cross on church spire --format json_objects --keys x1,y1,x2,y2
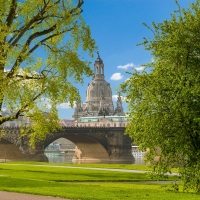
[{"x1": 97, "y1": 51, "x2": 100, "y2": 58}]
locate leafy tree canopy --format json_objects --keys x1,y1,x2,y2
[
  {"x1": 0, "y1": 0, "x2": 96, "y2": 146},
  {"x1": 121, "y1": 0, "x2": 200, "y2": 192}
]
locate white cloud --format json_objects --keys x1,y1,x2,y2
[
  {"x1": 4, "y1": 69, "x2": 10, "y2": 72},
  {"x1": 40, "y1": 98, "x2": 52, "y2": 109},
  {"x1": 117, "y1": 63, "x2": 134, "y2": 70},
  {"x1": 117, "y1": 62, "x2": 144, "y2": 71},
  {"x1": 151, "y1": 57, "x2": 155, "y2": 62},
  {"x1": 122, "y1": 96, "x2": 128, "y2": 102},
  {"x1": 39, "y1": 98, "x2": 72, "y2": 110},
  {"x1": 112, "y1": 94, "x2": 126, "y2": 102},
  {"x1": 57, "y1": 103, "x2": 71, "y2": 109},
  {"x1": 135, "y1": 66, "x2": 144, "y2": 71},
  {"x1": 112, "y1": 95, "x2": 118, "y2": 101},
  {"x1": 110, "y1": 73, "x2": 123, "y2": 80}
]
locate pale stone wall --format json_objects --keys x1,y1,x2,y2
[{"x1": 76, "y1": 118, "x2": 129, "y2": 128}]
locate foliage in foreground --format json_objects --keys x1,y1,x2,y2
[
  {"x1": 0, "y1": 163, "x2": 199, "y2": 200},
  {"x1": 121, "y1": 0, "x2": 200, "y2": 193},
  {"x1": 0, "y1": 0, "x2": 96, "y2": 145}
]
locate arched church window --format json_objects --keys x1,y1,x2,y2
[{"x1": 100, "y1": 66, "x2": 103, "y2": 74}]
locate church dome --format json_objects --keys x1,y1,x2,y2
[
  {"x1": 86, "y1": 79, "x2": 112, "y2": 101},
  {"x1": 85, "y1": 54, "x2": 114, "y2": 115}
]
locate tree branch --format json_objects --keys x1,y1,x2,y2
[
  {"x1": 0, "y1": 91, "x2": 45, "y2": 125},
  {"x1": 8, "y1": 0, "x2": 83, "y2": 48},
  {"x1": 6, "y1": 0, "x2": 17, "y2": 27},
  {"x1": 26, "y1": 24, "x2": 57, "y2": 47},
  {"x1": 15, "y1": 74, "x2": 44, "y2": 80},
  {"x1": 27, "y1": 26, "x2": 74, "y2": 55},
  {"x1": 6, "y1": 0, "x2": 81, "y2": 79},
  {"x1": 70, "y1": 0, "x2": 84, "y2": 14},
  {"x1": 7, "y1": 25, "x2": 59, "y2": 78},
  {"x1": 9, "y1": 0, "x2": 49, "y2": 48},
  {"x1": 8, "y1": 16, "x2": 50, "y2": 45}
]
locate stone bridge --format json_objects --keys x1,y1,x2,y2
[{"x1": 0, "y1": 127, "x2": 134, "y2": 163}]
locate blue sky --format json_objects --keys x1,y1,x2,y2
[{"x1": 58, "y1": 0, "x2": 194, "y2": 119}]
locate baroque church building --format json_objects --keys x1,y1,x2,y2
[{"x1": 73, "y1": 54, "x2": 125, "y2": 120}]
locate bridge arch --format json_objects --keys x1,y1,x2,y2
[{"x1": 43, "y1": 129, "x2": 110, "y2": 161}]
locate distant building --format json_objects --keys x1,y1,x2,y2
[
  {"x1": 73, "y1": 53, "x2": 125, "y2": 120},
  {"x1": 75, "y1": 116, "x2": 129, "y2": 127},
  {"x1": 1, "y1": 110, "x2": 31, "y2": 127},
  {"x1": 59, "y1": 119, "x2": 75, "y2": 127}
]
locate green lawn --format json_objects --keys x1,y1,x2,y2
[{"x1": 0, "y1": 163, "x2": 198, "y2": 200}]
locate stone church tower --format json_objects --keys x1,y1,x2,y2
[{"x1": 73, "y1": 54, "x2": 124, "y2": 119}]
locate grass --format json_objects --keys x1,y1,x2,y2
[{"x1": 0, "y1": 162, "x2": 198, "y2": 200}]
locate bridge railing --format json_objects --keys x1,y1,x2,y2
[{"x1": 60, "y1": 125, "x2": 127, "y2": 129}]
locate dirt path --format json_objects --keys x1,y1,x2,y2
[
  {"x1": 0, "y1": 191, "x2": 69, "y2": 200},
  {"x1": 6, "y1": 163, "x2": 178, "y2": 176}
]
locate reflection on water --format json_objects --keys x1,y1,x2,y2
[
  {"x1": 45, "y1": 152, "x2": 144, "y2": 164},
  {"x1": 134, "y1": 157, "x2": 144, "y2": 165},
  {"x1": 45, "y1": 152, "x2": 74, "y2": 163}
]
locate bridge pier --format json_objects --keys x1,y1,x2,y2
[
  {"x1": 22, "y1": 147, "x2": 48, "y2": 162},
  {"x1": 25, "y1": 153, "x2": 48, "y2": 162},
  {"x1": 108, "y1": 146, "x2": 134, "y2": 163},
  {"x1": 0, "y1": 138, "x2": 48, "y2": 162},
  {"x1": 21, "y1": 139, "x2": 50, "y2": 162}
]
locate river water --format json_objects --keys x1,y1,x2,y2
[
  {"x1": 45, "y1": 152, "x2": 75, "y2": 163},
  {"x1": 44, "y1": 152, "x2": 144, "y2": 164}
]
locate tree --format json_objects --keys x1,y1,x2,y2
[
  {"x1": 121, "y1": 0, "x2": 200, "y2": 192},
  {"x1": 0, "y1": 0, "x2": 96, "y2": 146}
]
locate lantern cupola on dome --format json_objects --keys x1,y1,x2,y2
[{"x1": 94, "y1": 52, "x2": 104, "y2": 80}]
